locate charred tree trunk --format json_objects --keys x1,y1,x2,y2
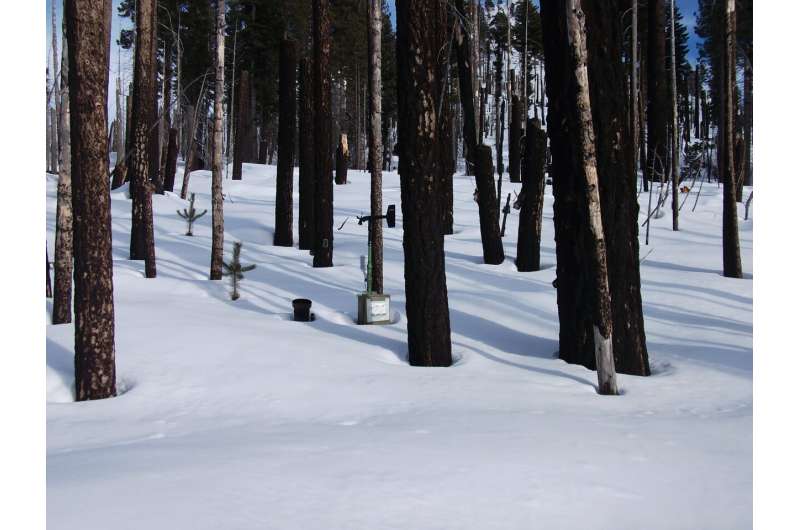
[
  {"x1": 544, "y1": 0, "x2": 618, "y2": 394},
  {"x1": 65, "y1": 0, "x2": 117, "y2": 400},
  {"x1": 335, "y1": 133, "x2": 348, "y2": 185},
  {"x1": 298, "y1": 57, "x2": 316, "y2": 251},
  {"x1": 163, "y1": 128, "x2": 178, "y2": 192},
  {"x1": 158, "y1": 35, "x2": 174, "y2": 193},
  {"x1": 46, "y1": 248, "x2": 53, "y2": 299},
  {"x1": 631, "y1": 0, "x2": 640, "y2": 188},
  {"x1": 509, "y1": 93, "x2": 522, "y2": 183},
  {"x1": 129, "y1": 0, "x2": 157, "y2": 278},
  {"x1": 454, "y1": 0, "x2": 503, "y2": 263},
  {"x1": 53, "y1": 17, "x2": 73, "y2": 325},
  {"x1": 722, "y1": 0, "x2": 742, "y2": 278},
  {"x1": 312, "y1": 0, "x2": 334, "y2": 268},
  {"x1": 583, "y1": 0, "x2": 650, "y2": 375},
  {"x1": 210, "y1": 0, "x2": 226, "y2": 280},
  {"x1": 516, "y1": 118, "x2": 546, "y2": 272},
  {"x1": 439, "y1": 99, "x2": 455, "y2": 236},
  {"x1": 368, "y1": 0, "x2": 384, "y2": 292},
  {"x1": 396, "y1": 0, "x2": 452, "y2": 367},
  {"x1": 274, "y1": 37, "x2": 296, "y2": 247},
  {"x1": 669, "y1": 0, "x2": 680, "y2": 230},
  {"x1": 232, "y1": 70, "x2": 250, "y2": 180}
]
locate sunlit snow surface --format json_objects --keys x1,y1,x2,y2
[{"x1": 47, "y1": 162, "x2": 752, "y2": 529}]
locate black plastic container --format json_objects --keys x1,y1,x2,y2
[{"x1": 292, "y1": 298, "x2": 312, "y2": 322}]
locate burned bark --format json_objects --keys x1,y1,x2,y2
[
  {"x1": 232, "y1": 70, "x2": 250, "y2": 181},
  {"x1": 298, "y1": 57, "x2": 315, "y2": 250},
  {"x1": 163, "y1": 128, "x2": 179, "y2": 192},
  {"x1": 312, "y1": 0, "x2": 334, "y2": 268},
  {"x1": 516, "y1": 118, "x2": 546, "y2": 272},
  {"x1": 396, "y1": 0, "x2": 452, "y2": 366},
  {"x1": 274, "y1": 37, "x2": 296, "y2": 247},
  {"x1": 721, "y1": 0, "x2": 742, "y2": 278},
  {"x1": 65, "y1": 0, "x2": 117, "y2": 400}
]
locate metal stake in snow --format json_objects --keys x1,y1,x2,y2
[{"x1": 356, "y1": 205, "x2": 395, "y2": 325}]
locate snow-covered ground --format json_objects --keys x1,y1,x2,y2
[{"x1": 46, "y1": 163, "x2": 752, "y2": 529}]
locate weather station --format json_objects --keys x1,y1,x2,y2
[{"x1": 356, "y1": 204, "x2": 395, "y2": 325}]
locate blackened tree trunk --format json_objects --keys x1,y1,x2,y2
[
  {"x1": 454, "y1": 0, "x2": 503, "y2": 263},
  {"x1": 298, "y1": 57, "x2": 315, "y2": 251},
  {"x1": 669, "y1": 0, "x2": 679, "y2": 230},
  {"x1": 335, "y1": 133, "x2": 348, "y2": 185},
  {"x1": 542, "y1": 0, "x2": 618, "y2": 395},
  {"x1": 396, "y1": 0, "x2": 452, "y2": 367},
  {"x1": 46, "y1": 248, "x2": 52, "y2": 298},
  {"x1": 631, "y1": 0, "x2": 641, "y2": 188},
  {"x1": 232, "y1": 70, "x2": 250, "y2": 180},
  {"x1": 475, "y1": 146, "x2": 505, "y2": 264},
  {"x1": 275, "y1": 37, "x2": 296, "y2": 247},
  {"x1": 509, "y1": 93, "x2": 522, "y2": 183},
  {"x1": 312, "y1": 0, "x2": 334, "y2": 268},
  {"x1": 53, "y1": 16, "x2": 73, "y2": 325},
  {"x1": 65, "y1": 0, "x2": 117, "y2": 400},
  {"x1": 694, "y1": 64, "x2": 702, "y2": 139},
  {"x1": 583, "y1": 0, "x2": 650, "y2": 375},
  {"x1": 368, "y1": 0, "x2": 384, "y2": 292},
  {"x1": 516, "y1": 118, "x2": 546, "y2": 272},
  {"x1": 129, "y1": 0, "x2": 157, "y2": 278},
  {"x1": 721, "y1": 0, "x2": 742, "y2": 278},
  {"x1": 439, "y1": 96, "x2": 455, "y2": 236},
  {"x1": 157, "y1": 35, "x2": 174, "y2": 194},
  {"x1": 163, "y1": 128, "x2": 178, "y2": 192},
  {"x1": 210, "y1": 0, "x2": 226, "y2": 280},
  {"x1": 647, "y1": 0, "x2": 668, "y2": 185}
]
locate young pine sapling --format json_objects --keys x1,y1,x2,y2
[
  {"x1": 177, "y1": 193, "x2": 207, "y2": 236},
  {"x1": 222, "y1": 242, "x2": 255, "y2": 300}
]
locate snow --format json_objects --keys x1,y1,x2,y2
[{"x1": 46, "y1": 162, "x2": 752, "y2": 529}]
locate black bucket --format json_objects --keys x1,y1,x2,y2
[{"x1": 292, "y1": 298, "x2": 312, "y2": 322}]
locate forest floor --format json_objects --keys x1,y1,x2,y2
[{"x1": 46, "y1": 162, "x2": 752, "y2": 530}]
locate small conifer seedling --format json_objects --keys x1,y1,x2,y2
[
  {"x1": 222, "y1": 242, "x2": 256, "y2": 301},
  {"x1": 177, "y1": 193, "x2": 207, "y2": 236}
]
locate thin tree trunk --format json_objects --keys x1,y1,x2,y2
[
  {"x1": 51, "y1": 0, "x2": 60, "y2": 174},
  {"x1": 516, "y1": 118, "x2": 546, "y2": 272},
  {"x1": 509, "y1": 93, "x2": 521, "y2": 182},
  {"x1": 232, "y1": 70, "x2": 249, "y2": 180},
  {"x1": 669, "y1": 0, "x2": 680, "y2": 230},
  {"x1": 163, "y1": 128, "x2": 178, "y2": 192},
  {"x1": 129, "y1": 0, "x2": 157, "y2": 278},
  {"x1": 312, "y1": 0, "x2": 334, "y2": 268},
  {"x1": 631, "y1": 0, "x2": 640, "y2": 189},
  {"x1": 210, "y1": 0, "x2": 226, "y2": 280},
  {"x1": 647, "y1": 0, "x2": 668, "y2": 187},
  {"x1": 53, "y1": 15, "x2": 73, "y2": 325},
  {"x1": 722, "y1": 0, "x2": 742, "y2": 278},
  {"x1": 158, "y1": 35, "x2": 174, "y2": 193},
  {"x1": 335, "y1": 133, "x2": 348, "y2": 185},
  {"x1": 274, "y1": 37, "x2": 296, "y2": 247},
  {"x1": 396, "y1": 0, "x2": 452, "y2": 367},
  {"x1": 65, "y1": 0, "x2": 117, "y2": 401},
  {"x1": 46, "y1": 247, "x2": 52, "y2": 299},
  {"x1": 368, "y1": 0, "x2": 384, "y2": 292},
  {"x1": 298, "y1": 57, "x2": 316, "y2": 251}
]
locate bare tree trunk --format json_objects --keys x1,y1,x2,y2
[
  {"x1": 335, "y1": 133, "x2": 348, "y2": 185},
  {"x1": 647, "y1": 0, "x2": 668, "y2": 188},
  {"x1": 516, "y1": 118, "x2": 546, "y2": 272},
  {"x1": 65, "y1": 0, "x2": 116, "y2": 400},
  {"x1": 232, "y1": 70, "x2": 249, "y2": 180},
  {"x1": 396, "y1": 0, "x2": 452, "y2": 367},
  {"x1": 51, "y1": 0, "x2": 61, "y2": 175},
  {"x1": 298, "y1": 57, "x2": 316, "y2": 250},
  {"x1": 46, "y1": 247, "x2": 52, "y2": 299},
  {"x1": 312, "y1": 0, "x2": 334, "y2": 268},
  {"x1": 163, "y1": 128, "x2": 178, "y2": 192},
  {"x1": 509, "y1": 93, "x2": 521, "y2": 182},
  {"x1": 722, "y1": 0, "x2": 742, "y2": 278},
  {"x1": 631, "y1": 0, "x2": 640, "y2": 189},
  {"x1": 669, "y1": 0, "x2": 680, "y2": 230},
  {"x1": 210, "y1": 0, "x2": 226, "y2": 280},
  {"x1": 368, "y1": 0, "x2": 384, "y2": 292},
  {"x1": 157, "y1": 36, "x2": 174, "y2": 193},
  {"x1": 275, "y1": 37, "x2": 296, "y2": 247},
  {"x1": 53, "y1": 15, "x2": 73, "y2": 325},
  {"x1": 129, "y1": 0, "x2": 157, "y2": 278}
]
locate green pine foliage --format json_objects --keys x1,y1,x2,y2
[
  {"x1": 222, "y1": 242, "x2": 256, "y2": 301},
  {"x1": 177, "y1": 192, "x2": 207, "y2": 236}
]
